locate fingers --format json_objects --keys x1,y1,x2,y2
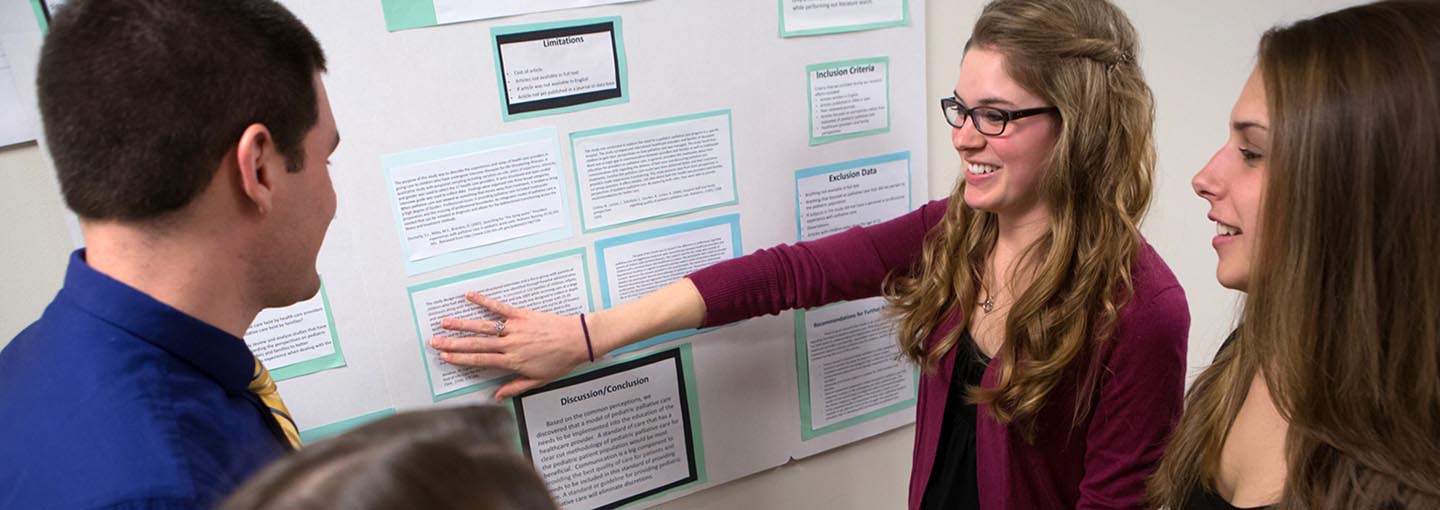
[
  {"x1": 429, "y1": 335, "x2": 504, "y2": 354},
  {"x1": 440, "y1": 317, "x2": 507, "y2": 336},
  {"x1": 466, "y1": 292, "x2": 521, "y2": 318},
  {"x1": 495, "y1": 378, "x2": 547, "y2": 401},
  {"x1": 438, "y1": 351, "x2": 508, "y2": 370}
]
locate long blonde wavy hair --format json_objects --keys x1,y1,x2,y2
[
  {"x1": 884, "y1": 0, "x2": 1155, "y2": 439},
  {"x1": 1151, "y1": 2, "x2": 1440, "y2": 508}
]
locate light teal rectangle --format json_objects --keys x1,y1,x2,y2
[
  {"x1": 29, "y1": 0, "x2": 48, "y2": 34},
  {"x1": 508, "y1": 344, "x2": 706, "y2": 508},
  {"x1": 593, "y1": 214, "x2": 742, "y2": 354},
  {"x1": 806, "y1": 57, "x2": 892, "y2": 146},
  {"x1": 269, "y1": 281, "x2": 348, "y2": 381},
  {"x1": 491, "y1": 16, "x2": 629, "y2": 122},
  {"x1": 407, "y1": 248, "x2": 595, "y2": 402},
  {"x1": 794, "y1": 304, "x2": 917, "y2": 441},
  {"x1": 569, "y1": 110, "x2": 739, "y2": 233},
  {"x1": 380, "y1": 0, "x2": 438, "y2": 32},
  {"x1": 382, "y1": 127, "x2": 574, "y2": 277},
  {"x1": 789, "y1": 152, "x2": 916, "y2": 439},
  {"x1": 501, "y1": 399, "x2": 525, "y2": 453},
  {"x1": 298, "y1": 408, "x2": 397, "y2": 445},
  {"x1": 792, "y1": 151, "x2": 912, "y2": 242},
  {"x1": 779, "y1": 0, "x2": 910, "y2": 38}
]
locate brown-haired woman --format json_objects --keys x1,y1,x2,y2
[
  {"x1": 432, "y1": 0, "x2": 1189, "y2": 508},
  {"x1": 223, "y1": 406, "x2": 558, "y2": 510},
  {"x1": 1153, "y1": 1, "x2": 1440, "y2": 509}
]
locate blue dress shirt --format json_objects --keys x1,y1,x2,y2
[{"x1": 0, "y1": 250, "x2": 289, "y2": 510}]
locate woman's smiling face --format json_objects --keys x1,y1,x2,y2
[
  {"x1": 952, "y1": 47, "x2": 1062, "y2": 221},
  {"x1": 1193, "y1": 68, "x2": 1269, "y2": 291}
]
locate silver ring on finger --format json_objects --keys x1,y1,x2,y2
[{"x1": 494, "y1": 319, "x2": 507, "y2": 335}]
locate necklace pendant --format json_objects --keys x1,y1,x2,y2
[{"x1": 981, "y1": 296, "x2": 994, "y2": 313}]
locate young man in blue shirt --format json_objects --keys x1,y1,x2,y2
[{"x1": 0, "y1": 0, "x2": 339, "y2": 508}]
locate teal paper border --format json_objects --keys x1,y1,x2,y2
[
  {"x1": 594, "y1": 214, "x2": 742, "y2": 354},
  {"x1": 491, "y1": 16, "x2": 630, "y2": 122},
  {"x1": 298, "y1": 408, "x2": 397, "y2": 445},
  {"x1": 407, "y1": 249, "x2": 596, "y2": 402},
  {"x1": 380, "y1": 0, "x2": 439, "y2": 32},
  {"x1": 792, "y1": 151, "x2": 912, "y2": 242},
  {"x1": 382, "y1": 127, "x2": 573, "y2": 277},
  {"x1": 30, "y1": 0, "x2": 48, "y2": 34},
  {"x1": 569, "y1": 110, "x2": 739, "y2": 233},
  {"x1": 794, "y1": 303, "x2": 917, "y2": 441},
  {"x1": 501, "y1": 399, "x2": 526, "y2": 453},
  {"x1": 806, "y1": 57, "x2": 892, "y2": 146},
  {"x1": 508, "y1": 344, "x2": 707, "y2": 508},
  {"x1": 269, "y1": 281, "x2": 348, "y2": 381},
  {"x1": 779, "y1": 0, "x2": 910, "y2": 38}
]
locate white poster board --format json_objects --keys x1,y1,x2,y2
[{"x1": 266, "y1": 0, "x2": 927, "y2": 506}]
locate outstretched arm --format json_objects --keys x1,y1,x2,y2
[
  {"x1": 429, "y1": 278, "x2": 705, "y2": 399},
  {"x1": 431, "y1": 199, "x2": 949, "y2": 400}
]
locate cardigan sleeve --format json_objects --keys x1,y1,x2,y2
[
  {"x1": 688, "y1": 199, "x2": 949, "y2": 328},
  {"x1": 1076, "y1": 278, "x2": 1190, "y2": 510}
]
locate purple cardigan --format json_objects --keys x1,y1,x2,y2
[{"x1": 688, "y1": 199, "x2": 1189, "y2": 509}]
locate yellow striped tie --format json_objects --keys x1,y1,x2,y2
[{"x1": 248, "y1": 358, "x2": 301, "y2": 450}]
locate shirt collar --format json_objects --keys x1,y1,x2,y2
[{"x1": 59, "y1": 249, "x2": 256, "y2": 395}]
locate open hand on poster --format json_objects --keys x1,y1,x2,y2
[
  {"x1": 429, "y1": 292, "x2": 589, "y2": 399},
  {"x1": 431, "y1": 279, "x2": 707, "y2": 400}
]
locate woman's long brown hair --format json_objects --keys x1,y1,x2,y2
[
  {"x1": 884, "y1": 0, "x2": 1155, "y2": 439},
  {"x1": 1151, "y1": 2, "x2": 1440, "y2": 507}
]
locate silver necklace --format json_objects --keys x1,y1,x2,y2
[{"x1": 980, "y1": 264, "x2": 996, "y2": 313}]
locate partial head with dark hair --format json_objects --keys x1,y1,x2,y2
[
  {"x1": 38, "y1": 0, "x2": 327, "y2": 220},
  {"x1": 223, "y1": 406, "x2": 559, "y2": 510}
]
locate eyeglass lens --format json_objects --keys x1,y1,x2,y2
[{"x1": 942, "y1": 100, "x2": 1008, "y2": 135}]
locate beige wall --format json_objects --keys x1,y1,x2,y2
[{"x1": 0, "y1": 143, "x2": 69, "y2": 339}]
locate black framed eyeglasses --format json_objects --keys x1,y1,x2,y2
[{"x1": 940, "y1": 97, "x2": 1059, "y2": 136}]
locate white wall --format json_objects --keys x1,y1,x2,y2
[
  {"x1": 0, "y1": 144, "x2": 70, "y2": 338},
  {"x1": 0, "y1": 1, "x2": 1364, "y2": 508}
]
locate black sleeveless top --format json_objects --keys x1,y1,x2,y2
[
  {"x1": 1181, "y1": 331, "x2": 1274, "y2": 510},
  {"x1": 919, "y1": 330, "x2": 990, "y2": 510},
  {"x1": 1181, "y1": 483, "x2": 1274, "y2": 510}
]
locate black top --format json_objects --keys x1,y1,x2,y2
[
  {"x1": 920, "y1": 330, "x2": 991, "y2": 510},
  {"x1": 1181, "y1": 483, "x2": 1274, "y2": 510},
  {"x1": 1180, "y1": 330, "x2": 1273, "y2": 510}
]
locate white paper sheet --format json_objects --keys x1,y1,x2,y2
[
  {"x1": 809, "y1": 59, "x2": 889, "y2": 142},
  {"x1": 801, "y1": 298, "x2": 913, "y2": 431},
  {"x1": 244, "y1": 289, "x2": 336, "y2": 370},
  {"x1": 389, "y1": 139, "x2": 565, "y2": 262},
  {"x1": 573, "y1": 113, "x2": 736, "y2": 231},
  {"x1": 435, "y1": 0, "x2": 641, "y2": 25},
  {"x1": 0, "y1": 44, "x2": 35, "y2": 147},
  {"x1": 499, "y1": 31, "x2": 617, "y2": 105},
  {"x1": 781, "y1": 0, "x2": 906, "y2": 34},
  {"x1": 410, "y1": 254, "x2": 590, "y2": 398},
  {"x1": 795, "y1": 155, "x2": 909, "y2": 240},
  {"x1": 601, "y1": 222, "x2": 735, "y2": 305}
]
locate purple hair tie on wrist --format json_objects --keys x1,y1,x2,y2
[{"x1": 579, "y1": 313, "x2": 595, "y2": 363}]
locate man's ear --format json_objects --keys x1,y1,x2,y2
[{"x1": 235, "y1": 123, "x2": 280, "y2": 215}]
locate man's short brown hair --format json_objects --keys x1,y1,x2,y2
[{"x1": 38, "y1": 0, "x2": 327, "y2": 220}]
